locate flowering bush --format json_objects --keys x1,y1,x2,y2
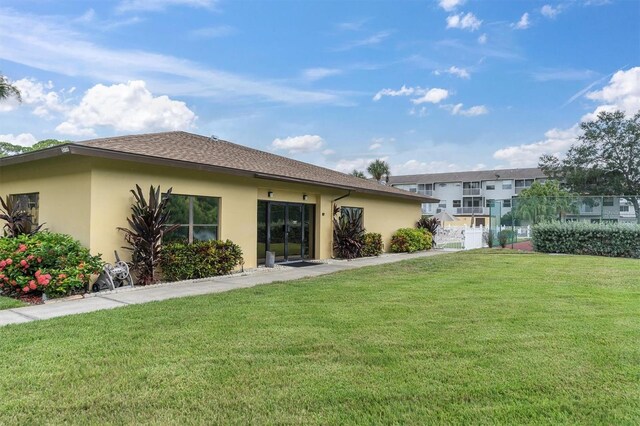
[{"x1": 0, "y1": 232, "x2": 104, "y2": 298}]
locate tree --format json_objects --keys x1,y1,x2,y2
[
  {"x1": 367, "y1": 159, "x2": 391, "y2": 183},
  {"x1": 540, "y1": 110, "x2": 640, "y2": 223},
  {"x1": 0, "y1": 139, "x2": 67, "y2": 158},
  {"x1": 0, "y1": 74, "x2": 21, "y2": 102},
  {"x1": 514, "y1": 180, "x2": 578, "y2": 224},
  {"x1": 351, "y1": 169, "x2": 366, "y2": 179}
]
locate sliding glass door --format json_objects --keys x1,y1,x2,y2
[{"x1": 257, "y1": 201, "x2": 314, "y2": 264}]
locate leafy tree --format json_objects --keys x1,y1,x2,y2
[
  {"x1": 30, "y1": 139, "x2": 67, "y2": 151},
  {"x1": 351, "y1": 169, "x2": 366, "y2": 179},
  {"x1": 540, "y1": 110, "x2": 640, "y2": 223},
  {"x1": 500, "y1": 210, "x2": 520, "y2": 227},
  {"x1": 367, "y1": 159, "x2": 391, "y2": 183},
  {"x1": 0, "y1": 139, "x2": 67, "y2": 158},
  {"x1": 0, "y1": 74, "x2": 21, "y2": 102},
  {"x1": 514, "y1": 180, "x2": 578, "y2": 224}
]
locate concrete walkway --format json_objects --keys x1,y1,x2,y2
[{"x1": 0, "y1": 250, "x2": 454, "y2": 327}]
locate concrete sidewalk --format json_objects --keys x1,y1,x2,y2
[{"x1": 0, "y1": 250, "x2": 454, "y2": 327}]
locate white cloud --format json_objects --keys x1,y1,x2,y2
[
  {"x1": 446, "y1": 12, "x2": 482, "y2": 31},
  {"x1": 0, "y1": 9, "x2": 340, "y2": 105},
  {"x1": 188, "y1": 25, "x2": 236, "y2": 39},
  {"x1": 117, "y1": 0, "x2": 216, "y2": 12},
  {"x1": 411, "y1": 88, "x2": 449, "y2": 104},
  {"x1": 0, "y1": 133, "x2": 38, "y2": 147},
  {"x1": 55, "y1": 80, "x2": 196, "y2": 136},
  {"x1": 438, "y1": 0, "x2": 465, "y2": 12},
  {"x1": 492, "y1": 67, "x2": 640, "y2": 167},
  {"x1": 446, "y1": 66, "x2": 470, "y2": 79},
  {"x1": 322, "y1": 149, "x2": 336, "y2": 156},
  {"x1": 393, "y1": 159, "x2": 461, "y2": 174},
  {"x1": 271, "y1": 134, "x2": 325, "y2": 154},
  {"x1": 448, "y1": 103, "x2": 489, "y2": 116},
  {"x1": 478, "y1": 33, "x2": 488, "y2": 44},
  {"x1": 373, "y1": 85, "x2": 416, "y2": 101},
  {"x1": 302, "y1": 68, "x2": 342, "y2": 81},
  {"x1": 369, "y1": 142, "x2": 382, "y2": 150},
  {"x1": 334, "y1": 157, "x2": 382, "y2": 174},
  {"x1": 512, "y1": 13, "x2": 530, "y2": 29},
  {"x1": 541, "y1": 5, "x2": 561, "y2": 18},
  {"x1": 0, "y1": 78, "x2": 66, "y2": 116},
  {"x1": 335, "y1": 31, "x2": 392, "y2": 51}
]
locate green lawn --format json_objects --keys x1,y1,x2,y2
[
  {"x1": 0, "y1": 296, "x2": 26, "y2": 311},
  {"x1": 1, "y1": 251, "x2": 639, "y2": 424}
]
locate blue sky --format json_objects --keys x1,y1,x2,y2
[{"x1": 0, "y1": 0, "x2": 638, "y2": 175}]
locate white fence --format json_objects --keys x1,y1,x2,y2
[{"x1": 434, "y1": 225, "x2": 486, "y2": 250}]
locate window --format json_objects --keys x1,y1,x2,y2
[
  {"x1": 340, "y1": 206, "x2": 364, "y2": 230},
  {"x1": 603, "y1": 197, "x2": 614, "y2": 207},
  {"x1": 486, "y1": 199, "x2": 495, "y2": 207},
  {"x1": 502, "y1": 180, "x2": 512, "y2": 190},
  {"x1": 620, "y1": 205, "x2": 630, "y2": 212},
  {"x1": 164, "y1": 194, "x2": 219, "y2": 243},
  {"x1": 439, "y1": 183, "x2": 447, "y2": 188},
  {"x1": 503, "y1": 199, "x2": 511, "y2": 208},
  {"x1": 486, "y1": 184, "x2": 495, "y2": 190},
  {"x1": 452, "y1": 200, "x2": 461, "y2": 208},
  {"x1": 10, "y1": 193, "x2": 39, "y2": 225},
  {"x1": 515, "y1": 179, "x2": 534, "y2": 188},
  {"x1": 438, "y1": 203, "x2": 447, "y2": 208}
]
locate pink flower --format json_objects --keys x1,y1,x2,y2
[
  {"x1": 22, "y1": 286, "x2": 29, "y2": 293},
  {"x1": 18, "y1": 244, "x2": 27, "y2": 253},
  {"x1": 28, "y1": 281, "x2": 37, "y2": 290}
]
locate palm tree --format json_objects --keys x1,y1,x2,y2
[
  {"x1": 367, "y1": 159, "x2": 391, "y2": 183},
  {"x1": 351, "y1": 169, "x2": 366, "y2": 179},
  {"x1": 0, "y1": 74, "x2": 21, "y2": 102}
]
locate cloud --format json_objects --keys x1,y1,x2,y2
[
  {"x1": 117, "y1": 0, "x2": 216, "y2": 12},
  {"x1": 445, "y1": 66, "x2": 470, "y2": 79},
  {"x1": 492, "y1": 67, "x2": 640, "y2": 167},
  {"x1": 532, "y1": 68, "x2": 598, "y2": 82},
  {"x1": 188, "y1": 25, "x2": 236, "y2": 39},
  {"x1": 335, "y1": 31, "x2": 392, "y2": 51},
  {"x1": 0, "y1": 9, "x2": 340, "y2": 106},
  {"x1": 411, "y1": 88, "x2": 449, "y2": 104},
  {"x1": 0, "y1": 133, "x2": 38, "y2": 147},
  {"x1": 334, "y1": 157, "x2": 381, "y2": 174},
  {"x1": 541, "y1": 5, "x2": 561, "y2": 18},
  {"x1": 322, "y1": 149, "x2": 336, "y2": 155},
  {"x1": 373, "y1": 85, "x2": 416, "y2": 101},
  {"x1": 512, "y1": 13, "x2": 530, "y2": 29},
  {"x1": 55, "y1": 80, "x2": 196, "y2": 136},
  {"x1": 438, "y1": 0, "x2": 465, "y2": 12},
  {"x1": 478, "y1": 33, "x2": 488, "y2": 44},
  {"x1": 271, "y1": 135, "x2": 325, "y2": 153},
  {"x1": 302, "y1": 68, "x2": 342, "y2": 81},
  {"x1": 448, "y1": 103, "x2": 489, "y2": 116},
  {"x1": 0, "y1": 78, "x2": 67, "y2": 116},
  {"x1": 446, "y1": 12, "x2": 482, "y2": 31},
  {"x1": 369, "y1": 142, "x2": 382, "y2": 150},
  {"x1": 393, "y1": 159, "x2": 462, "y2": 174}
]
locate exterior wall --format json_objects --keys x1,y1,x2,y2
[{"x1": 0, "y1": 156, "x2": 93, "y2": 247}]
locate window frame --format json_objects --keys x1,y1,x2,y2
[
  {"x1": 340, "y1": 206, "x2": 364, "y2": 231},
  {"x1": 9, "y1": 192, "x2": 40, "y2": 226},
  {"x1": 452, "y1": 200, "x2": 461, "y2": 208},
  {"x1": 163, "y1": 193, "x2": 220, "y2": 244}
]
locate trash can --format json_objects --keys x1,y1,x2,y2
[{"x1": 265, "y1": 251, "x2": 275, "y2": 268}]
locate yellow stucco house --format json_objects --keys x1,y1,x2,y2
[{"x1": 0, "y1": 132, "x2": 437, "y2": 268}]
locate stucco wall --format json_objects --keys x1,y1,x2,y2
[{"x1": 0, "y1": 156, "x2": 92, "y2": 247}]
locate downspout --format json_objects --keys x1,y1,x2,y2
[{"x1": 330, "y1": 191, "x2": 352, "y2": 259}]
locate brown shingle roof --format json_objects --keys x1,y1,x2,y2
[
  {"x1": 388, "y1": 167, "x2": 547, "y2": 185},
  {"x1": 70, "y1": 131, "x2": 436, "y2": 202}
]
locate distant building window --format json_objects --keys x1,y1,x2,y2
[
  {"x1": 515, "y1": 179, "x2": 534, "y2": 188},
  {"x1": 409, "y1": 188, "x2": 417, "y2": 193},
  {"x1": 164, "y1": 194, "x2": 220, "y2": 243},
  {"x1": 439, "y1": 183, "x2": 447, "y2": 188},
  {"x1": 502, "y1": 181, "x2": 512, "y2": 190},
  {"x1": 620, "y1": 205, "x2": 630, "y2": 212},
  {"x1": 9, "y1": 193, "x2": 39, "y2": 226},
  {"x1": 503, "y1": 199, "x2": 511, "y2": 208},
  {"x1": 486, "y1": 184, "x2": 495, "y2": 190},
  {"x1": 438, "y1": 203, "x2": 447, "y2": 208},
  {"x1": 603, "y1": 197, "x2": 614, "y2": 207},
  {"x1": 486, "y1": 199, "x2": 495, "y2": 207},
  {"x1": 452, "y1": 200, "x2": 461, "y2": 208}
]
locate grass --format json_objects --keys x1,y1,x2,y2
[
  {"x1": 0, "y1": 295, "x2": 26, "y2": 311},
  {"x1": 1, "y1": 251, "x2": 639, "y2": 424}
]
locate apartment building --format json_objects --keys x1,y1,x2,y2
[{"x1": 388, "y1": 168, "x2": 548, "y2": 225}]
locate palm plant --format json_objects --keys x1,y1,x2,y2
[
  {"x1": 118, "y1": 185, "x2": 180, "y2": 285},
  {"x1": 0, "y1": 74, "x2": 21, "y2": 102},
  {"x1": 367, "y1": 159, "x2": 391, "y2": 183},
  {"x1": 332, "y1": 205, "x2": 365, "y2": 259},
  {"x1": 416, "y1": 216, "x2": 439, "y2": 246},
  {"x1": 351, "y1": 169, "x2": 366, "y2": 179},
  {"x1": 0, "y1": 195, "x2": 44, "y2": 237}
]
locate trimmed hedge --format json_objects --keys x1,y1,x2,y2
[
  {"x1": 532, "y1": 222, "x2": 640, "y2": 258},
  {"x1": 390, "y1": 228, "x2": 432, "y2": 253},
  {"x1": 161, "y1": 240, "x2": 243, "y2": 281},
  {"x1": 361, "y1": 232, "x2": 383, "y2": 257}
]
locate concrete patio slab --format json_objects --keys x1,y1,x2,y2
[{"x1": 0, "y1": 249, "x2": 455, "y2": 327}]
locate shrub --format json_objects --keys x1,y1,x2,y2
[
  {"x1": 161, "y1": 240, "x2": 243, "y2": 281},
  {"x1": 532, "y1": 222, "x2": 640, "y2": 258},
  {"x1": 497, "y1": 230, "x2": 511, "y2": 248},
  {"x1": 0, "y1": 195, "x2": 44, "y2": 237},
  {"x1": 118, "y1": 185, "x2": 180, "y2": 285},
  {"x1": 0, "y1": 232, "x2": 103, "y2": 298},
  {"x1": 333, "y1": 206, "x2": 364, "y2": 259},
  {"x1": 361, "y1": 232, "x2": 383, "y2": 257},
  {"x1": 390, "y1": 228, "x2": 432, "y2": 253},
  {"x1": 484, "y1": 230, "x2": 495, "y2": 248}
]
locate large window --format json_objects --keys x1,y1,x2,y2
[
  {"x1": 10, "y1": 193, "x2": 39, "y2": 225},
  {"x1": 340, "y1": 206, "x2": 364, "y2": 230},
  {"x1": 164, "y1": 194, "x2": 219, "y2": 243}
]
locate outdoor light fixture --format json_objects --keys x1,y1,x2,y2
[
  {"x1": 268, "y1": 191, "x2": 273, "y2": 198},
  {"x1": 303, "y1": 194, "x2": 308, "y2": 201}
]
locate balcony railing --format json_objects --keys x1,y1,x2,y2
[
  {"x1": 456, "y1": 207, "x2": 489, "y2": 215},
  {"x1": 462, "y1": 188, "x2": 481, "y2": 196},
  {"x1": 417, "y1": 190, "x2": 433, "y2": 196}
]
